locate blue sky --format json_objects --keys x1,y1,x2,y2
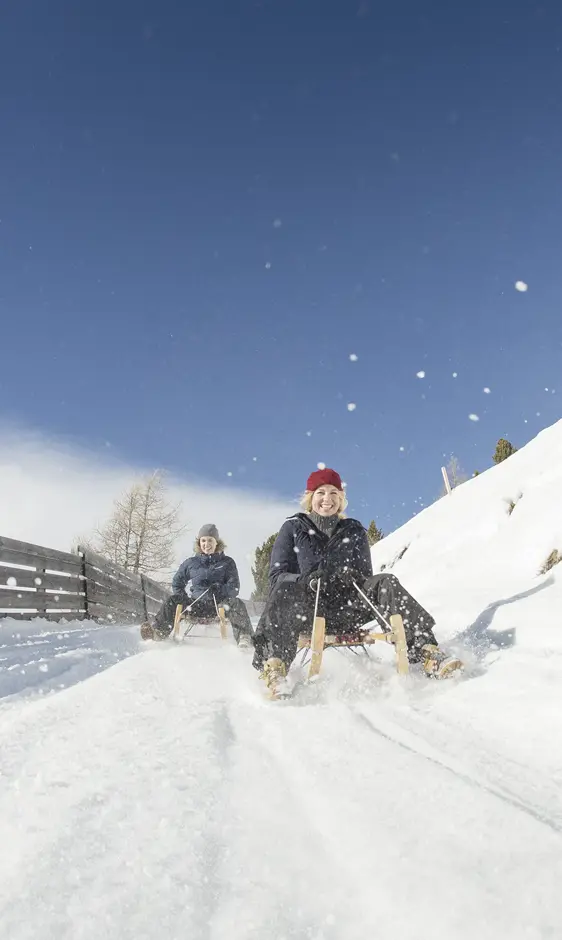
[{"x1": 1, "y1": 0, "x2": 561, "y2": 532}]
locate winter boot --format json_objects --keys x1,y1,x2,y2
[
  {"x1": 422, "y1": 644, "x2": 463, "y2": 679},
  {"x1": 140, "y1": 622, "x2": 154, "y2": 641},
  {"x1": 261, "y1": 657, "x2": 290, "y2": 699},
  {"x1": 237, "y1": 634, "x2": 254, "y2": 651},
  {"x1": 140, "y1": 622, "x2": 169, "y2": 642}
]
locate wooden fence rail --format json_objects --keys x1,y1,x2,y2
[
  {"x1": 0, "y1": 535, "x2": 264, "y2": 624},
  {"x1": 0, "y1": 535, "x2": 169, "y2": 623}
]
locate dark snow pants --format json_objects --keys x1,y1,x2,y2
[
  {"x1": 154, "y1": 592, "x2": 253, "y2": 643},
  {"x1": 252, "y1": 573, "x2": 437, "y2": 671}
]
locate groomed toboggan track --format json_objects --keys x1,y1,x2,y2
[{"x1": 0, "y1": 624, "x2": 561, "y2": 940}]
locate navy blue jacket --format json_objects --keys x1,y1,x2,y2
[
  {"x1": 172, "y1": 552, "x2": 240, "y2": 602},
  {"x1": 269, "y1": 513, "x2": 372, "y2": 590}
]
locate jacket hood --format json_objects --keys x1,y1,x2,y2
[{"x1": 193, "y1": 540, "x2": 226, "y2": 555}]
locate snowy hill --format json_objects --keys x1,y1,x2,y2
[
  {"x1": 371, "y1": 418, "x2": 562, "y2": 652},
  {"x1": 1, "y1": 423, "x2": 562, "y2": 939}
]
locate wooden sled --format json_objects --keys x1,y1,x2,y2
[
  {"x1": 171, "y1": 602, "x2": 229, "y2": 641},
  {"x1": 297, "y1": 613, "x2": 409, "y2": 680}
]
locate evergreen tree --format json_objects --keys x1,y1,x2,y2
[
  {"x1": 367, "y1": 520, "x2": 384, "y2": 546},
  {"x1": 251, "y1": 532, "x2": 278, "y2": 601},
  {"x1": 493, "y1": 438, "x2": 517, "y2": 464}
]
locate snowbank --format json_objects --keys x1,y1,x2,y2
[{"x1": 371, "y1": 418, "x2": 562, "y2": 650}]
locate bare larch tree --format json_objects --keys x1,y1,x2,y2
[{"x1": 94, "y1": 472, "x2": 187, "y2": 576}]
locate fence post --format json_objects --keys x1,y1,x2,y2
[
  {"x1": 77, "y1": 546, "x2": 89, "y2": 619},
  {"x1": 441, "y1": 466, "x2": 452, "y2": 496},
  {"x1": 140, "y1": 574, "x2": 149, "y2": 621}
]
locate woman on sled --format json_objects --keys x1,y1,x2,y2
[
  {"x1": 141, "y1": 524, "x2": 254, "y2": 648},
  {"x1": 252, "y1": 468, "x2": 462, "y2": 697}
]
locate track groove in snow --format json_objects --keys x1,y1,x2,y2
[{"x1": 351, "y1": 708, "x2": 562, "y2": 834}]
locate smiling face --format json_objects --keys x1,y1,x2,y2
[
  {"x1": 199, "y1": 536, "x2": 218, "y2": 554},
  {"x1": 311, "y1": 484, "x2": 341, "y2": 517}
]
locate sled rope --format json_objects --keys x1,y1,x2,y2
[
  {"x1": 312, "y1": 577, "x2": 321, "y2": 623},
  {"x1": 308, "y1": 579, "x2": 325, "y2": 678},
  {"x1": 352, "y1": 580, "x2": 394, "y2": 633},
  {"x1": 185, "y1": 586, "x2": 211, "y2": 612}
]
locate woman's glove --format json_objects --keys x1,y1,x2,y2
[{"x1": 304, "y1": 569, "x2": 323, "y2": 593}]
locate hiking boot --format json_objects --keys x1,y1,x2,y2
[
  {"x1": 140, "y1": 622, "x2": 154, "y2": 641},
  {"x1": 237, "y1": 634, "x2": 254, "y2": 651},
  {"x1": 141, "y1": 623, "x2": 169, "y2": 642},
  {"x1": 260, "y1": 657, "x2": 290, "y2": 699},
  {"x1": 422, "y1": 644, "x2": 463, "y2": 679}
]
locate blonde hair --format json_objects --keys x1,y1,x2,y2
[
  {"x1": 299, "y1": 488, "x2": 347, "y2": 518},
  {"x1": 194, "y1": 537, "x2": 226, "y2": 554}
]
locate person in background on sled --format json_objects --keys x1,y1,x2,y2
[
  {"x1": 140, "y1": 524, "x2": 253, "y2": 647},
  {"x1": 252, "y1": 468, "x2": 462, "y2": 695}
]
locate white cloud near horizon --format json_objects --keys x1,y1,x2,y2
[{"x1": 0, "y1": 425, "x2": 294, "y2": 597}]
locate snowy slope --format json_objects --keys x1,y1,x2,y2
[
  {"x1": 366, "y1": 419, "x2": 562, "y2": 836},
  {"x1": 370, "y1": 418, "x2": 562, "y2": 651},
  {"x1": 1, "y1": 633, "x2": 561, "y2": 940},
  {"x1": 1, "y1": 422, "x2": 562, "y2": 939}
]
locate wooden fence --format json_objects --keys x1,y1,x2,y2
[{"x1": 0, "y1": 535, "x2": 169, "y2": 623}]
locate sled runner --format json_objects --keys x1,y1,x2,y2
[
  {"x1": 297, "y1": 612, "x2": 409, "y2": 680},
  {"x1": 297, "y1": 576, "x2": 409, "y2": 681},
  {"x1": 261, "y1": 578, "x2": 411, "y2": 701},
  {"x1": 171, "y1": 600, "x2": 229, "y2": 641}
]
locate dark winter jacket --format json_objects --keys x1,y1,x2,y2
[
  {"x1": 172, "y1": 552, "x2": 240, "y2": 602},
  {"x1": 268, "y1": 513, "x2": 373, "y2": 590}
]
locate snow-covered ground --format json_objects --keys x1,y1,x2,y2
[
  {"x1": 0, "y1": 619, "x2": 140, "y2": 703},
  {"x1": 1, "y1": 422, "x2": 562, "y2": 939}
]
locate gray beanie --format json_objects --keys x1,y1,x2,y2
[{"x1": 198, "y1": 523, "x2": 219, "y2": 540}]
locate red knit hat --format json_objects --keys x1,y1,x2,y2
[{"x1": 306, "y1": 468, "x2": 343, "y2": 492}]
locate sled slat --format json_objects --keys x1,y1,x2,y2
[
  {"x1": 390, "y1": 614, "x2": 409, "y2": 675},
  {"x1": 298, "y1": 615, "x2": 409, "y2": 677},
  {"x1": 298, "y1": 630, "x2": 392, "y2": 650},
  {"x1": 308, "y1": 616, "x2": 325, "y2": 679},
  {"x1": 172, "y1": 603, "x2": 183, "y2": 639},
  {"x1": 218, "y1": 606, "x2": 228, "y2": 640}
]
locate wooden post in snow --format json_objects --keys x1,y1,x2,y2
[{"x1": 441, "y1": 466, "x2": 452, "y2": 495}]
